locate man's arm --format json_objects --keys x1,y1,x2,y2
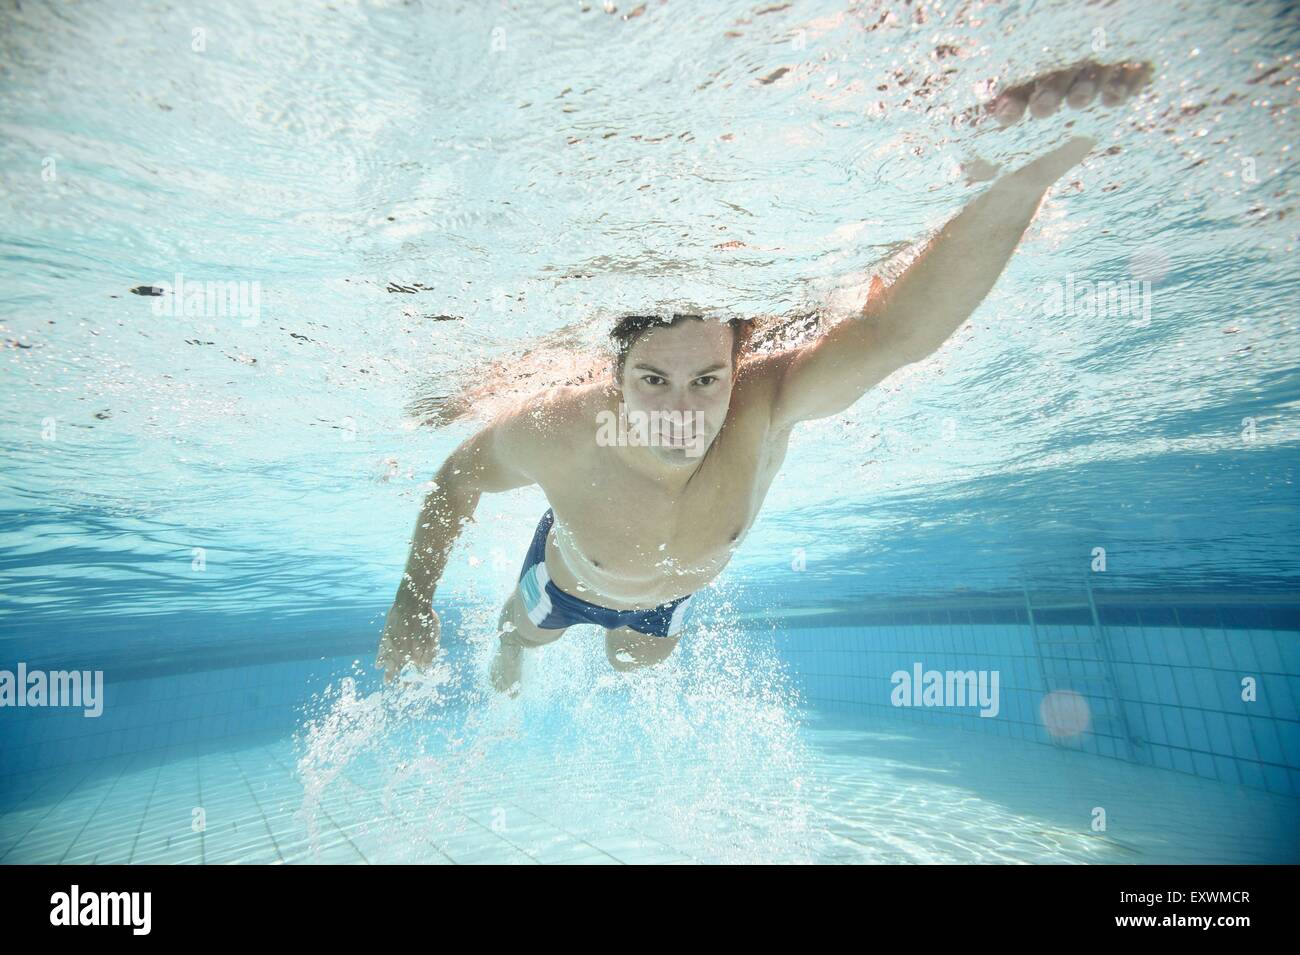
[
  {"x1": 378, "y1": 405, "x2": 540, "y2": 681},
  {"x1": 393, "y1": 414, "x2": 536, "y2": 608},
  {"x1": 769, "y1": 136, "x2": 1096, "y2": 430}
]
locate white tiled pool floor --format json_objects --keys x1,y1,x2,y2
[{"x1": 2, "y1": 709, "x2": 1296, "y2": 864}]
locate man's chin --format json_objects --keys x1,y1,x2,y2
[{"x1": 653, "y1": 440, "x2": 710, "y2": 463}]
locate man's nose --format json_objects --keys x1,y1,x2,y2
[
  {"x1": 660, "y1": 396, "x2": 707, "y2": 430},
  {"x1": 665, "y1": 384, "x2": 707, "y2": 407},
  {"x1": 662, "y1": 392, "x2": 703, "y2": 415}
]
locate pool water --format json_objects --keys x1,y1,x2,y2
[
  {"x1": 2, "y1": 0, "x2": 1298, "y2": 864},
  {"x1": 4, "y1": 708, "x2": 1295, "y2": 865}
]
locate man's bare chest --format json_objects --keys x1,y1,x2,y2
[{"x1": 540, "y1": 417, "x2": 790, "y2": 576}]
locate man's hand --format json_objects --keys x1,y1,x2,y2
[
  {"x1": 989, "y1": 59, "x2": 1154, "y2": 126},
  {"x1": 376, "y1": 595, "x2": 440, "y2": 684}
]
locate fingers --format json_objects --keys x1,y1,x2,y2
[
  {"x1": 992, "y1": 59, "x2": 1155, "y2": 126},
  {"x1": 379, "y1": 649, "x2": 410, "y2": 684},
  {"x1": 1121, "y1": 60, "x2": 1155, "y2": 97},
  {"x1": 1100, "y1": 63, "x2": 1130, "y2": 106},
  {"x1": 1098, "y1": 61, "x2": 1150, "y2": 106},
  {"x1": 411, "y1": 641, "x2": 435, "y2": 670},
  {"x1": 377, "y1": 649, "x2": 398, "y2": 683},
  {"x1": 1066, "y1": 63, "x2": 1102, "y2": 108},
  {"x1": 375, "y1": 640, "x2": 435, "y2": 684},
  {"x1": 961, "y1": 156, "x2": 1001, "y2": 185},
  {"x1": 376, "y1": 602, "x2": 441, "y2": 686},
  {"x1": 1052, "y1": 135, "x2": 1097, "y2": 171},
  {"x1": 1027, "y1": 69, "x2": 1077, "y2": 119},
  {"x1": 375, "y1": 626, "x2": 402, "y2": 680},
  {"x1": 993, "y1": 68, "x2": 1077, "y2": 126},
  {"x1": 992, "y1": 86, "x2": 1029, "y2": 127}
]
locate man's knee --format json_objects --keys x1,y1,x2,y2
[
  {"x1": 499, "y1": 592, "x2": 563, "y2": 647},
  {"x1": 605, "y1": 630, "x2": 678, "y2": 671}
]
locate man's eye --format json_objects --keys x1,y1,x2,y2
[
  {"x1": 642, "y1": 374, "x2": 665, "y2": 386},
  {"x1": 694, "y1": 376, "x2": 717, "y2": 386}
]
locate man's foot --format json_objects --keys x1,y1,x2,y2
[
  {"x1": 987, "y1": 58, "x2": 1154, "y2": 127},
  {"x1": 489, "y1": 640, "x2": 523, "y2": 697}
]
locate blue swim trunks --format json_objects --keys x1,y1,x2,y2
[{"x1": 516, "y1": 508, "x2": 696, "y2": 639}]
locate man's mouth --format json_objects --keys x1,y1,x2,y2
[{"x1": 661, "y1": 430, "x2": 698, "y2": 447}]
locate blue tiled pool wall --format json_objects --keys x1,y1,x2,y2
[
  {"x1": 777, "y1": 618, "x2": 1300, "y2": 799},
  {"x1": 4, "y1": 604, "x2": 1299, "y2": 801},
  {"x1": 0, "y1": 612, "x2": 481, "y2": 787},
  {"x1": 1, "y1": 653, "x2": 360, "y2": 785}
]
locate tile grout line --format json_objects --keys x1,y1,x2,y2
[
  {"x1": 126, "y1": 760, "x2": 165, "y2": 864},
  {"x1": 228, "y1": 746, "x2": 286, "y2": 864},
  {"x1": 0, "y1": 759, "x2": 109, "y2": 864},
  {"x1": 261, "y1": 746, "x2": 372, "y2": 864},
  {"x1": 57, "y1": 750, "x2": 143, "y2": 864}
]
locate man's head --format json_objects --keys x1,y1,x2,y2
[{"x1": 608, "y1": 313, "x2": 753, "y2": 466}]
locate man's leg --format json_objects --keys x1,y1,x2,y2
[
  {"x1": 490, "y1": 589, "x2": 567, "y2": 694},
  {"x1": 604, "y1": 626, "x2": 680, "y2": 672}
]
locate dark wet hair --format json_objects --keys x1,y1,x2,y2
[{"x1": 610, "y1": 313, "x2": 754, "y2": 382}]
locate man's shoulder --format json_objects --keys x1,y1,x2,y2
[
  {"x1": 494, "y1": 381, "x2": 608, "y2": 456},
  {"x1": 732, "y1": 349, "x2": 794, "y2": 430},
  {"x1": 737, "y1": 349, "x2": 793, "y2": 387}
]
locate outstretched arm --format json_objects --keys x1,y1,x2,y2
[
  {"x1": 377, "y1": 405, "x2": 540, "y2": 682},
  {"x1": 393, "y1": 417, "x2": 536, "y2": 607},
  {"x1": 769, "y1": 136, "x2": 1095, "y2": 430}
]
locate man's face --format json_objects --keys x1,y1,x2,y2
[{"x1": 619, "y1": 320, "x2": 735, "y2": 466}]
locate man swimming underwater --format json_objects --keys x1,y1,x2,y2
[{"x1": 376, "y1": 59, "x2": 1153, "y2": 694}]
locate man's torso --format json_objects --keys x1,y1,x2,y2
[{"x1": 529, "y1": 358, "x2": 792, "y2": 609}]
